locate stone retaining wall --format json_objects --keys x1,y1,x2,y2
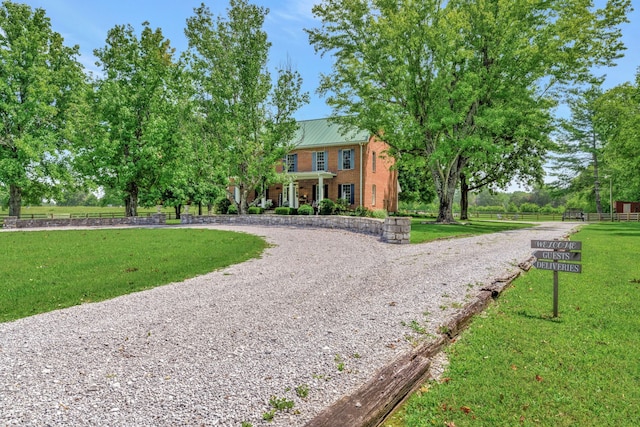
[
  {"x1": 2, "y1": 213, "x2": 411, "y2": 244},
  {"x1": 2, "y1": 214, "x2": 166, "y2": 229},
  {"x1": 181, "y1": 214, "x2": 411, "y2": 244}
]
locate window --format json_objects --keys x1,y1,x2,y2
[
  {"x1": 286, "y1": 154, "x2": 298, "y2": 172},
  {"x1": 372, "y1": 151, "x2": 377, "y2": 173},
  {"x1": 338, "y1": 183, "x2": 355, "y2": 205},
  {"x1": 372, "y1": 184, "x2": 376, "y2": 206},
  {"x1": 338, "y1": 149, "x2": 354, "y2": 170},
  {"x1": 312, "y1": 151, "x2": 327, "y2": 171}
]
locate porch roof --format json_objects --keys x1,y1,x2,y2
[{"x1": 283, "y1": 171, "x2": 336, "y2": 180}]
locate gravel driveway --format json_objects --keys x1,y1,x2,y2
[{"x1": 0, "y1": 222, "x2": 580, "y2": 426}]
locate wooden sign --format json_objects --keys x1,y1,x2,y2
[
  {"x1": 533, "y1": 260, "x2": 582, "y2": 273},
  {"x1": 532, "y1": 250, "x2": 582, "y2": 261},
  {"x1": 531, "y1": 240, "x2": 582, "y2": 250},
  {"x1": 531, "y1": 239, "x2": 583, "y2": 318}
]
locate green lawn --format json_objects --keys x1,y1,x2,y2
[
  {"x1": 410, "y1": 219, "x2": 534, "y2": 244},
  {"x1": 0, "y1": 228, "x2": 267, "y2": 322},
  {"x1": 386, "y1": 222, "x2": 640, "y2": 426}
]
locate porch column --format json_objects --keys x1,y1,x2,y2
[
  {"x1": 318, "y1": 175, "x2": 324, "y2": 201},
  {"x1": 289, "y1": 182, "x2": 295, "y2": 207},
  {"x1": 234, "y1": 187, "x2": 240, "y2": 204}
]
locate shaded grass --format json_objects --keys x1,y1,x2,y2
[
  {"x1": 410, "y1": 219, "x2": 533, "y2": 244},
  {"x1": 386, "y1": 222, "x2": 640, "y2": 426},
  {"x1": 0, "y1": 228, "x2": 267, "y2": 322}
]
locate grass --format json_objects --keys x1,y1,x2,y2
[
  {"x1": 385, "y1": 222, "x2": 640, "y2": 426},
  {"x1": 410, "y1": 219, "x2": 533, "y2": 244},
  {"x1": 0, "y1": 228, "x2": 267, "y2": 322}
]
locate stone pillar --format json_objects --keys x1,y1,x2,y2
[
  {"x1": 152, "y1": 213, "x2": 166, "y2": 225},
  {"x1": 181, "y1": 214, "x2": 193, "y2": 225},
  {"x1": 382, "y1": 217, "x2": 411, "y2": 244}
]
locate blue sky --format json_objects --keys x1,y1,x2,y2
[{"x1": 19, "y1": 0, "x2": 640, "y2": 121}]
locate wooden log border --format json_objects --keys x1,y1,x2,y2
[{"x1": 305, "y1": 266, "x2": 526, "y2": 427}]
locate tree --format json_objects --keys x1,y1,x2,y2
[
  {"x1": 396, "y1": 154, "x2": 436, "y2": 205},
  {"x1": 185, "y1": 0, "x2": 308, "y2": 214},
  {"x1": 551, "y1": 84, "x2": 608, "y2": 214},
  {"x1": 71, "y1": 22, "x2": 191, "y2": 217},
  {"x1": 0, "y1": 1, "x2": 84, "y2": 217},
  {"x1": 597, "y1": 71, "x2": 640, "y2": 203},
  {"x1": 307, "y1": 0, "x2": 631, "y2": 223}
]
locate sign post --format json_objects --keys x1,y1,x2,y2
[{"x1": 531, "y1": 239, "x2": 582, "y2": 317}]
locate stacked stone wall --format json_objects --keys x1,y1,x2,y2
[
  {"x1": 2, "y1": 213, "x2": 411, "y2": 244},
  {"x1": 2, "y1": 214, "x2": 166, "y2": 229},
  {"x1": 181, "y1": 214, "x2": 411, "y2": 244}
]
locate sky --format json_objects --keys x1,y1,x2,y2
[{"x1": 18, "y1": 0, "x2": 640, "y2": 122}]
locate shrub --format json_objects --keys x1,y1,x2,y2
[
  {"x1": 319, "y1": 199, "x2": 335, "y2": 215},
  {"x1": 214, "y1": 198, "x2": 231, "y2": 214},
  {"x1": 354, "y1": 206, "x2": 370, "y2": 217},
  {"x1": 371, "y1": 209, "x2": 388, "y2": 219},
  {"x1": 275, "y1": 207, "x2": 291, "y2": 215},
  {"x1": 247, "y1": 206, "x2": 264, "y2": 214},
  {"x1": 227, "y1": 204, "x2": 238, "y2": 215},
  {"x1": 298, "y1": 204, "x2": 314, "y2": 215},
  {"x1": 335, "y1": 198, "x2": 349, "y2": 214}
]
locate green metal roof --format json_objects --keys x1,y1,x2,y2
[{"x1": 292, "y1": 118, "x2": 370, "y2": 148}]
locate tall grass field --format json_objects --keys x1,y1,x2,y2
[
  {"x1": 386, "y1": 222, "x2": 640, "y2": 426},
  {"x1": 0, "y1": 228, "x2": 267, "y2": 323}
]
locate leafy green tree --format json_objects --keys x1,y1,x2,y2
[
  {"x1": 185, "y1": 0, "x2": 308, "y2": 214},
  {"x1": 0, "y1": 1, "x2": 85, "y2": 217},
  {"x1": 551, "y1": 84, "x2": 608, "y2": 214},
  {"x1": 396, "y1": 154, "x2": 436, "y2": 205},
  {"x1": 307, "y1": 0, "x2": 630, "y2": 223},
  {"x1": 71, "y1": 22, "x2": 191, "y2": 217},
  {"x1": 597, "y1": 72, "x2": 640, "y2": 203}
]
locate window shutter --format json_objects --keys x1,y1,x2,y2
[
  {"x1": 312, "y1": 152, "x2": 317, "y2": 172},
  {"x1": 294, "y1": 154, "x2": 298, "y2": 172},
  {"x1": 338, "y1": 184, "x2": 342, "y2": 199},
  {"x1": 350, "y1": 184, "x2": 355, "y2": 204},
  {"x1": 324, "y1": 151, "x2": 328, "y2": 171},
  {"x1": 350, "y1": 149, "x2": 355, "y2": 170},
  {"x1": 338, "y1": 149, "x2": 343, "y2": 170}
]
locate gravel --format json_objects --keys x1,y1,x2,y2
[{"x1": 0, "y1": 222, "x2": 580, "y2": 426}]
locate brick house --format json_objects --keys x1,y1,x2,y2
[{"x1": 263, "y1": 118, "x2": 399, "y2": 213}]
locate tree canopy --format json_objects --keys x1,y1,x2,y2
[
  {"x1": 185, "y1": 0, "x2": 308, "y2": 214},
  {"x1": 0, "y1": 0, "x2": 84, "y2": 216},
  {"x1": 70, "y1": 22, "x2": 191, "y2": 217},
  {"x1": 307, "y1": 0, "x2": 631, "y2": 222},
  {"x1": 597, "y1": 70, "x2": 640, "y2": 202}
]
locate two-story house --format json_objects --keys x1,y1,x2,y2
[{"x1": 266, "y1": 118, "x2": 399, "y2": 213}]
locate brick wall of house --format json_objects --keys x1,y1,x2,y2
[
  {"x1": 361, "y1": 137, "x2": 398, "y2": 212},
  {"x1": 269, "y1": 137, "x2": 397, "y2": 212}
]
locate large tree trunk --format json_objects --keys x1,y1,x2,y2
[
  {"x1": 239, "y1": 185, "x2": 249, "y2": 215},
  {"x1": 9, "y1": 184, "x2": 22, "y2": 218},
  {"x1": 432, "y1": 156, "x2": 465, "y2": 224},
  {"x1": 124, "y1": 182, "x2": 139, "y2": 217},
  {"x1": 460, "y1": 173, "x2": 469, "y2": 221}
]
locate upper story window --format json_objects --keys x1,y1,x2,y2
[
  {"x1": 313, "y1": 151, "x2": 327, "y2": 172},
  {"x1": 338, "y1": 149, "x2": 355, "y2": 170},
  {"x1": 372, "y1": 151, "x2": 377, "y2": 173},
  {"x1": 286, "y1": 154, "x2": 298, "y2": 172}
]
